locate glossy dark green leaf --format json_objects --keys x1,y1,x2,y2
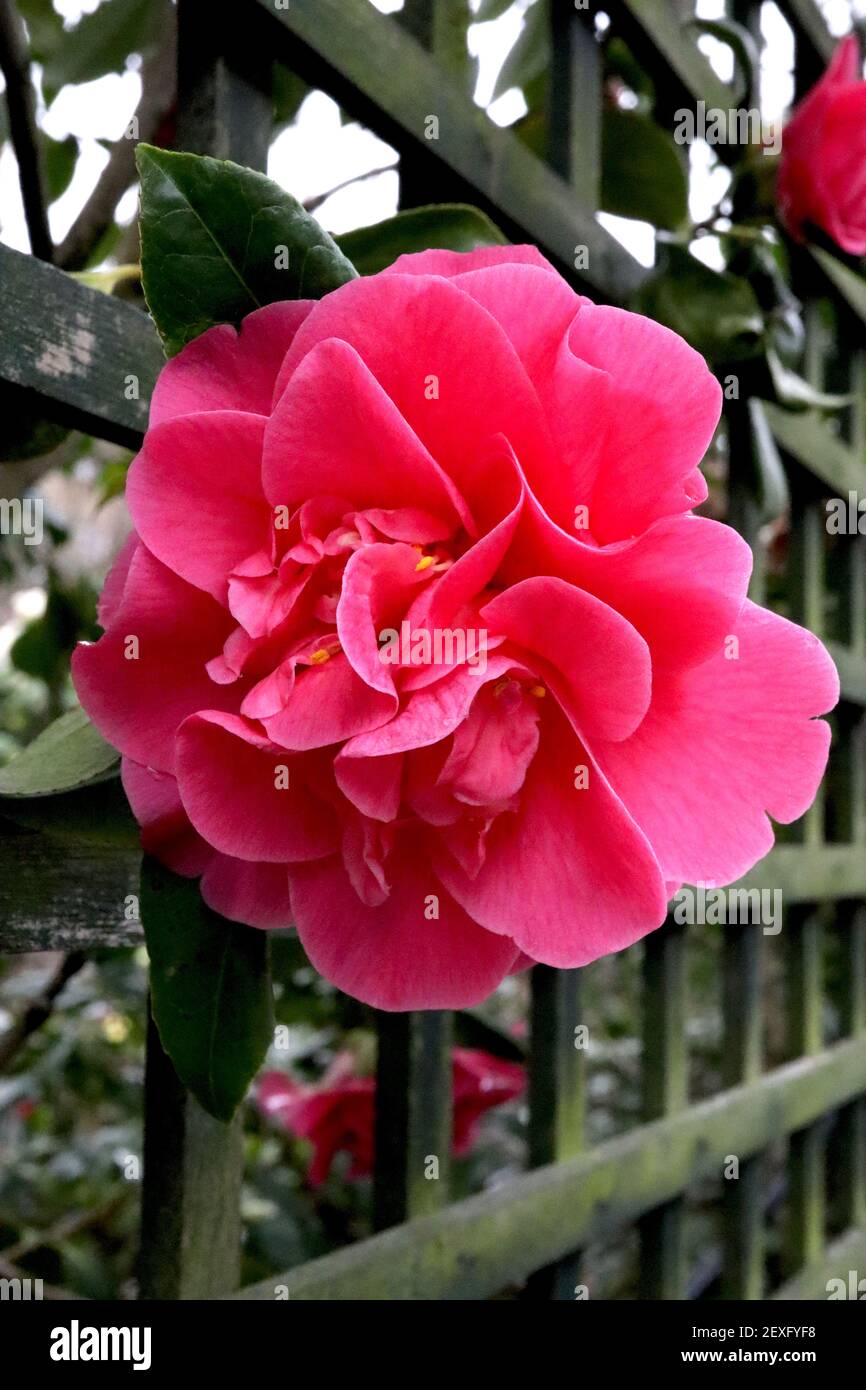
[
  {"x1": 602, "y1": 109, "x2": 688, "y2": 233},
  {"x1": 0, "y1": 707, "x2": 119, "y2": 798},
  {"x1": 336, "y1": 203, "x2": 506, "y2": 275},
  {"x1": 141, "y1": 857, "x2": 274, "y2": 1122},
  {"x1": 136, "y1": 145, "x2": 358, "y2": 356},
  {"x1": 633, "y1": 245, "x2": 764, "y2": 363}
]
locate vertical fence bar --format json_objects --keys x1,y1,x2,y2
[
  {"x1": 373, "y1": 1012, "x2": 453, "y2": 1230},
  {"x1": 175, "y1": 0, "x2": 272, "y2": 167},
  {"x1": 522, "y1": 3, "x2": 597, "y2": 1301},
  {"x1": 783, "y1": 906, "x2": 826, "y2": 1275},
  {"x1": 139, "y1": 1014, "x2": 243, "y2": 1298},
  {"x1": 721, "y1": 922, "x2": 765, "y2": 1298},
  {"x1": 831, "y1": 906, "x2": 866, "y2": 1231},
  {"x1": 638, "y1": 921, "x2": 688, "y2": 1298},
  {"x1": 525, "y1": 965, "x2": 585, "y2": 1299}
]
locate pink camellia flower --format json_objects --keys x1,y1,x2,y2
[
  {"x1": 257, "y1": 1047, "x2": 524, "y2": 1184},
  {"x1": 73, "y1": 245, "x2": 838, "y2": 1009},
  {"x1": 777, "y1": 34, "x2": 866, "y2": 253}
]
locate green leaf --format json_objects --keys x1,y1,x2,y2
[
  {"x1": 336, "y1": 203, "x2": 507, "y2": 275},
  {"x1": 43, "y1": 134, "x2": 78, "y2": 203},
  {"x1": 141, "y1": 857, "x2": 274, "y2": 1122},
  {"x1": 0, "y1": 382, "x2": 68, "y2": 461},
  {"x1": 809, "y1": 246, "x2": 866, "y2": 325},
  {"x1": 273, "y1": 66, "x2": 309, "y2": 129},
  {"x1": 602, "y1": 109, "x2": 688, "y2": 233},
  {"x1": 604, "y1": 37, "x2": 655, "y2": 113},
  {"x1": 41, "y1": 0, "x2": 159, "y2": 97},
  {"x1": 492, "y1": 0, "x2": 549, "y2": 100},
  {"x1": 0, "y1": 707, "x2": 119, "y2": 797},
  {"x1": 747, "y1": 398, "x2": 789, "y2": 521},
  {"x1": 136, "y1": 145, "x2": 358, "y2": 356},
  {"x1": 633, "y1": 245, "x2": 764, "y2": 363},
  {"x1": 765, "y1": 347, "x2": 852, "y2": 412},
  {"x1": 684, "y1": 17, "x2": 759, "y2": 105}
]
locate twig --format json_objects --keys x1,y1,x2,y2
[
  {"x1": 55, "y1": 4, "x2": 177, "y2": 270},
  {"x1": 303, "y1": 162, "x2": 397, "y2": 215},
  {"x1": 0, "y1": 0, "x2": 52, "y2": 260},
  {"x1": 0, "y1": 951, "x2": 86, "y2": 1072},
  {"x1": 0, "y1": 1255, "x2": 83, "y2": 1300},
  {"x1": 1, "y1": 1195, "x2": 123, "y2": 1262}
]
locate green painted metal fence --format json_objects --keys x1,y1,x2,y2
[{"x1": 1, "y1": 0, "x2": 865, "y2": 1300}]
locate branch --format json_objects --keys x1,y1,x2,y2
[
  {"x1": 0, "y1": 951, "x2": 86, "y2": 1072},
  {"x1": 0, "y1": 1255, "x2": 83, "y2": 1300},
  {"x1": 56, "y1": 6, "x2": 177, "y2": 270},
  {"x1": 0, "y1": 0, "x2": 52, "y2": 260},
  {"x1": 303, "y1": 162, "x2": 397, "y2": 215}
]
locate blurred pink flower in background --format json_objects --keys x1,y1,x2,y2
[
  {"x1": 777, "y1": 34, "x2": 866, "y2": 253},
  {"x1": 257, "y1": 1047, "x2": 525, "y2": 1184}
]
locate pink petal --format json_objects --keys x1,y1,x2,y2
[
  {"x1": 481, "y1": 576, "x2": 652, "y2": 742},
  {"x1": 504, "y1": 499, "x2": 752, "y2": 670},
  {"x1": 548, "y1": 303, "x2": 721, "y2": 542},
  {"x1": 263, "y1": 651, "x2": 396, "y2": 751},
  {"x1": 263, "y1": 337, "x2": 472, "y2": 531},
  {"x1": 342, "y1": 654, "x2": 517, "y2": 758},
  {"x1": 72, "y1": 546, "x2": 238, "y2": 774},
  {"x1": 127, "y1": 411, "x2": 271, "y2": 603},
  {"x1": 594, "y1": 601, "x2": 839, "y2": 885},
  {"x1": 334, "y1": 749, "x2": 404, "y2": 821},
  {"x1": 435, "y1": 703, "x2": 668, "y2": 967},
  {"x1": 175, "y1": 711, "x2": 337, "y2": 862},
  {"x1": 97, "y1": 533, "x2": 138, "y2": 629},
  {"x1": 121, "y1": 757, "x2": 213, "y2": 876},
  {"x1": 150, "y1": 300, "x2": 312, "y2": 424},
  {"x1": 288, "y1": 839, "x2": 519, "y2": 1010},
  {"x1": 337, "y1": 542, "x2": 432, "y2": 695},
  {"x1": 201, "y1": 856, "x2": 292, "y2": 929},
  {"x1": 380, "y1": 244, "x2": 559, "y2": 279},
  {"x1": 270, "y1": 273, "x2": 555, "y2": 505}
]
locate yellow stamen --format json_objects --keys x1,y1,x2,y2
[
  {"x1": 338, "y1": 530, "x2": 361, "y2": 547},
  {"x1": 310, "y1": 648, "x2": 331, "y2": 665},
  {"x1": 529, "y1": 684, "x2": 546, "y2": 698},
  {"x1": 415, "y1": 555, "x2": 435, "y2": 572}
]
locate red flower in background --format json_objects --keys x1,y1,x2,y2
[
  {"x1": 257, "y1": 1047, "x2": 524, "y2": 1185},
  {"x1": 452, "y1": 1047, "x2": 525, "y2": 1155},
  {"x1": 258, "y1": 1066, "x2": 375, "y2": 1186},
  {"x1": 777, "y1": 34, "x2": 866, "y2": 253}
]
